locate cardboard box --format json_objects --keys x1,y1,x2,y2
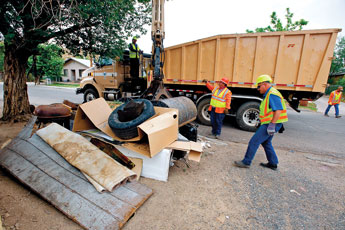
[
  {"x1": 167, "y1": 141, "x2": 203, "y2": 162},
  {"x1": 73, "y1": 98, "x2": 179, "y2": 158}
]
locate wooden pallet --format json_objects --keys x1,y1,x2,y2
[{"x1": 0, "y1": 117, "x2": 153, "y2": 230}]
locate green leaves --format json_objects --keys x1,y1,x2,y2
[
  {"x1": 330, "y1": 36, "x2": 345, "y2": 75},
  {"x1": 246, "y1": 8, "x2": 308, "y2": 33}
]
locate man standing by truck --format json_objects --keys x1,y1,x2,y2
[
  {"x1": 128, "y1": 36, "x2": 142, "y2": 79},
  {"x1": 234, "y1": 75, "x2": 288, "y2": 170},
  {"x1": 203, "y1": 78, "x2": 232, "y2": 139},
  {"x1": 324, "y1": 86, "x2": 343, "y2": 118}
]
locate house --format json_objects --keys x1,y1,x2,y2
[
  {"x1": 63, "y1": 58, "x2": 90, "y2": 82},
  {"x1": 328, "y1": 70, "x2": 345, "y2": 84}
]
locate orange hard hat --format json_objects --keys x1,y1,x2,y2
[{"x1": 220, "y1": 77, "x2": 229, "y2": 85}]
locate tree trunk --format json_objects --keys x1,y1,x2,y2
[{"x1": 2, "y1": 46, "x2": 31, "y2": 122}]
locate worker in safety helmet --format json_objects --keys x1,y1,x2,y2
[
  {"x1": 324, "y1": 86, "x2": 343, "y2": 118},
  {"x1": 128, "y1": 36, "x2": 142, "y2": 79},
  {"x1": 234, "y1": 74, "x2": 288, "y2": 170},
  {"x1": 203, "y1": 78, "x2": 232, "y2": 139}
]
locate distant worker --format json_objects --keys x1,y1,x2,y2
[
  {"x1": 324, "y1": 86, "x2": 343, "y2": 118},
  {"x1": 203, "y1": 78, "x2": 232, "y2": 139},
  {"x1": 234, "y1": 75, "x2": 288, "y2": 170},
  {"x1": 128, "y1": 36, "x2": 142, "y2": 78}
]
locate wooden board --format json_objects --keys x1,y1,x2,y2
[{"x1": 0, "y1": 117, "x2": 153, "y2": 230}]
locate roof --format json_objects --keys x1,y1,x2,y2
[
  {"x1": 64, "y1": 57, "x2": 90, "y2": 68},
  {"x1": 329, "y1": 71, "x2": 345, "y2": 77}
]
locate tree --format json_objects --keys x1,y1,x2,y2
[
  {"x1": 246, "y1": 8, "x2": 308, "y2": 33},
  {"x1": 0, "y1": 0, "x2": 151, "y2": 121},
  {"x1": 27, "y1": 44, "x2": 64, "y2": 83},
  {"x1": 330, "y1": 36, "x2": 345, "y2": 75}
]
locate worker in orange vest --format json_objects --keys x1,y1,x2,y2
[
  {"x1": 203, "y1": 78, "x2": 232, "y2": 139},
  {"x1": 324, "y1": 86, "x2": 343, "y2": 118}
]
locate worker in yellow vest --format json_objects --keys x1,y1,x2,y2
[
  {"x1": 128, "y1": 36, "x2": 142, "y2": 79},
  {"x1": 234, "y1": 75, "x2": 288, "y2": 170},
  {"x1": 324, "y1": 86, "x2": 343, "y2": 118},
  {"x1": 203, "y1": 78, "x2": 232, "y2": 139}
]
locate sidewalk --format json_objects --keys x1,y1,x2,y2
[{"x1": 314, "y1": 95, "x2": 345, "y2": 116}]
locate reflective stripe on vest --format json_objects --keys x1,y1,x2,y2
[
  {"x1": 210, "y1": 87, "x2": 229, "y2": 108},
  {"x1": 129, "y1": 43, "x2": 140, "y2": 58},
  {"x1": 331, "y1": 91, "x2": 342, "y2": 104},
  {"x1": 259, "y1": 87, "x2": 288, "y2": 124}
]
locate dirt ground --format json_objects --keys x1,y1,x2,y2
[{"x1": 0, "y1": 113, "x2": 345, "y2": 229}]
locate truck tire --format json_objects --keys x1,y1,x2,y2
[
  {"x1": 197, "y1": 98, "x2": 211, "y2": 126},
  {"x1": 236, "y1": 101, "x2": 260, "y2": 132},
  {"x1": 84, "y1": 89, "x2": 99, "y2": 102},
  {"x1": 108, "y1": 99, "x2": 155, "y2": 139}
]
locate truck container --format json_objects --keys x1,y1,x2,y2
[{"x1": 77, "y1": 28, "x2": 341, "y2": 131}]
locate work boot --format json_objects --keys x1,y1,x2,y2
[
  {"x1": 207, "y1": 134, "x2": 217, "y2": 139},
  {"x1": 324, "y1": 114, "x2": 329, "y2": 117},
  {"x1": 336, "y1": 115, "x2": 342, "y2": 118},
  {"x1": 259, "y1": 162, "x2": 278, "y2": 170},
  {"x1": 234, "y1": 161, "x2": 250, "y2": 168},
  {"x1": 215, "y1": 135, "x2": 223, "y2": 141}
]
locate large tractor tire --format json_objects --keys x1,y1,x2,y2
[
  {"x1": 236, "y1": 101, "x2": 260, "y2": 132},
  {"x1": 108, "y1": 99, "x2": 155, "y2": 139}
]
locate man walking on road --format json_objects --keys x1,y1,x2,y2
[
  {"x1": 203, "y1": 78, "x2": 232, "y2": 139},
  {"x1": 324, "y1": 86, "x2": 343, "y2": 118},
  {"x1": 234, "y1": 75, "x2": 288, "y2": 170}
]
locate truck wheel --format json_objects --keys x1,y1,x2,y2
[
  {"x1": 236, "y1": 101, "x2": 260, "y2": 132},
  {"x1": 108, "y1": 99, "x2": 155, "y2": 139},
  {"x1": 84, "y1": 89, "x2": 99, "y2": 102},
  {"x1": 197, "y1": 98, "x2": 211, "y2": 126}
]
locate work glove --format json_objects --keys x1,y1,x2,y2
[
  {"x1": 202, "y1": 79, "x2": 208, "y2": 83},
  {"x1": 329, "y1": 102, "x2": 332, "y2": 105},
  {"x1": 267, "y1": 123, "x2": 276, "y2": 136},
  {"x1": 224, "y1": 108, "x2": 229, "y2": 114}
]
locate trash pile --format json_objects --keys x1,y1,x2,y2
[{"x1": 0, "y1": 97, "x2": 204, "y2": 229}]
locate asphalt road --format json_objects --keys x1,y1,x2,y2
[{"x1": 1, "y1": 82, "x2": 345, "y2": 158}]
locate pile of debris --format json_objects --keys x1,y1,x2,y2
[{"x1": 0, "y1": 97, "x2": 203, "y2": 229}]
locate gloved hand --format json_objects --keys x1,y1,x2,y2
[
  {"x1": 224, "y1": 108, "x2": 229, "y2": 114},
  {"x1": 267, "y1": 123, "x2": 276, "y2": 136},
  {"x1": 202, "y1": 79, "x2": 208, "y2": 83},
  {"x1": 329, "y1": 102, "x2": 332, "y2": 105}
]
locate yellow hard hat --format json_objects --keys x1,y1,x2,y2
[
  {"x1": 256, "y1": 74, "x2": 272, "y2": 85},
  {"x1": 133, "y1": 36, "x2": 138, "y2": 40}
]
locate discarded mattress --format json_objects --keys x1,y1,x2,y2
[{"x1": 36, "y1": 123, "x2": 136, "y2": 192}]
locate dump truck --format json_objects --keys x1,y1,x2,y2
[{"x1": 77, "y1": 28, "x2": 341, "y2": 131}]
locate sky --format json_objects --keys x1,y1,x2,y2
[{"x1": 136, "y1": 0, "x2": 345, "y2": 53}]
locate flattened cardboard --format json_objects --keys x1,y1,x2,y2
[
  {"x1": 167, "y1": 141, "x2": 203, "y2": 162},
  {"x1": 73, "y1": 98, "x2": 179, "y2": 158}
]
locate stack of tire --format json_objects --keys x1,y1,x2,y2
[{"x1": 108, "y1": 99, "x2": 155, "y2": 140}]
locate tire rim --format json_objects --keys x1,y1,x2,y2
[
  {"x1": 201, "y1": 104, "x2": 211, "y2": 122},
  {"x1": 86, "y1": 93, "x2": 96, "y2": 102},
  {"x1": 242, "y1": 108, "x2": 260, "y2": 127}
]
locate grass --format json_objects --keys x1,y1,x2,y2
[
  {"x1": 298, "y1": 102, "x2": 318, "y2": 111},
  {"x1": 47, "y1": 83, "x2": 80, "y2": 88}
]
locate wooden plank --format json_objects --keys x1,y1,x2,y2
[{"x1": 0, "y1": 123, "x2": 153, "y2": 230}]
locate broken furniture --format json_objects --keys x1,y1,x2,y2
[{"x1": 0, "y1": 117, "x2": 152, "y2": 230}]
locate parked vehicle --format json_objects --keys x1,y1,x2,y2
[{"x1": 77, "y1": 28, "x2": 341, "y2": 131}]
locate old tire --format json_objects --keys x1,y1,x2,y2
[
  {"x1": 108, "y1": 99, "x2": 155, "y2": 139},
  {"x1": 197, "y1": 98, "x2": 211, "y2": 126},
  {"x1": 236, "y1": 101, "x2": 260, "y2": 132},
  {"x1": 84, "y1": 88, "x2": 99, "y2": 102}
]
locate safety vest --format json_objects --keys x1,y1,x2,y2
[
  {"x1": 330, "y1": 91, "x2": 342, "y2": 104},
  {"x1": 129, "y1": 43, "x2": 140, "y2": 59},
  {"x1": 259, "y1": 87, "x2": 288, "y2": 124},
  {"x1": 210, "y1": 87, "x2": 230, "y2": 108}
]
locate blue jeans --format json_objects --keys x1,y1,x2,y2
[
  {"x1": 325, "y1": 104, "x2": 339, "y2": 116},
  {"x1": 242, "y1": 123, "x2": 282, "y2": 166},
  {"x1": 210, "y1": 108, "x2": 225, "y2": 136}
]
